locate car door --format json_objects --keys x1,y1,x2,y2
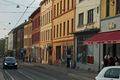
[{"x1": 103, "y1": 68, "x2": 120, "y2": 80}]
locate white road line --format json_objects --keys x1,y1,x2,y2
[
  {"x1": 5, "y1": 71, "x2": 15, "y2": 80},
  {"x1": 18, "y1": 70, "x2": 34, "y2": 80}
]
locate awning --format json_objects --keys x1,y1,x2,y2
[{"x1": 83, "y1": 30, "x2": 120, "y2": 44}]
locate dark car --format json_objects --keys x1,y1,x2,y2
[{"x1": 3, "y1": 57, "x2": 18, "y2": 69}]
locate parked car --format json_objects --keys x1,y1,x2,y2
[
  {"x1": 94, "y1": 66, "x2": 120, "y2": 80},
  {"x1": 3, "y1": 57, "x2": 18, "y2": 69}
]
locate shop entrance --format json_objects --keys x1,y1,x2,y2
[
  {"x1": 103, "y1": 44, "x2": 116, "y2": 58},
  {"x1": 56, "y1": 46, "x2": 61, "y2": 62}
]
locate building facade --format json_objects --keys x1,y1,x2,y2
[
  {"x1": 52, "y1": 0, "x2": 76, "y2": 66},
  {"x1": 30, "y1": 7, "x2": 40, "y2": 62},
  {"x1": 13, "y1": 23, "x2": 24, "y2": 59},
  {"x1": 100, "y1": 0, "x2": 120, "y2": 66},
  {"x1": 40, "y1": 0, "x2": 52, "y2": 64},
  {"x1": 8, "y1": 30, "x2": 14, "y2": 56},
  {"x1": 24, "y1": 20, "x2": 32, "y2": 62},
  {"x1": 74, "y1": 0, "x2": 100, "y2": 71},
  {"x1": 0, "y1": 38, "x2": 5, "y2": 56},
  {"x1": 4, "y1": 37, "x2": 8, "y2": 56}
]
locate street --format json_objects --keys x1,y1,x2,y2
[{"x1": 0, "y1": 58, "x2": 97, "y2": 80}]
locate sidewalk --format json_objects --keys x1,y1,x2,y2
[{"x1": 22, "y1": 62, "x2": 98, "y2": 80}]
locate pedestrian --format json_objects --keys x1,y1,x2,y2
[
  {"x1": 103, "y1": 55, "x2": 108, "y2": 67},
  {"x1": 109, "y1": 57, "x2": 114, "y2": 66},
  {"x1": 114, "y1": 56, "x2": 119, "y2": 66}
]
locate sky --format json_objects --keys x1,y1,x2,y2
[{"x1": 0, "y1": 0, "x2": 42, "y2": 38}]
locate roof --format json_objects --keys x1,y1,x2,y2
[
  {"x1": 40, "y1": 0, "x2": 47, "y2": 6},
  {"x1": 29, "y1": 7, "x2": 40, "y2": 19},
  {"x1": 13, "y1": 22, "x2": 25, "y2": 33}
]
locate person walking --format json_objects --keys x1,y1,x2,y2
[{"x1": 114, "y1": 56, "x2": 119, "y2": 66}]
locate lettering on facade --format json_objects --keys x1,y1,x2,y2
[{"x1": 108, "y1": 22, "x2": 116, "y2": 30}]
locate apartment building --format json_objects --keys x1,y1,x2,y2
[
  {"x1": 40, "y1": 0, "x2": 52, "y2": 64},
  {"x1": 24, "y1": 20, "x2": 32, "y2": 62},
  {"x1": 74, "y1": 0, "x2": 100, "y2": 71},
  {"x1": 30, "y1": 7, "x2": 40, "y2": 62},
  {"x1": 52, "y1": 0, "x2": 76, "y2": 66}
]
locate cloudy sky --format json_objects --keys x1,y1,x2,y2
[{"x1": 0, "y1": 0, "x2": 42, "y2": 38}]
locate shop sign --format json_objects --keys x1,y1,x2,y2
[{"x1": 108, "y1": 22, "x2": 116, "y2": 30}]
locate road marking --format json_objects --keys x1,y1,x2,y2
[
  {"x1": 18, "y1": 70, "x2": 34, "y2": 80},
  {"x1": 5, "y1": 71, "x2": 15, "y2": 80}
]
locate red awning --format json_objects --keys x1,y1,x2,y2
[{"x1": 83, "y1": 30, "x2": 120, "y2": 44}]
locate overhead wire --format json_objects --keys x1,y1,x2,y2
[
  {"x1": 0, "y1": 11, "x2": 33, "y2": 13},
  {"x1": 1, "y1": 0, "x2": 38, "y2": 8},
  {"x1": 14, "y1": 0, "x2": 36, "y2": 27}
]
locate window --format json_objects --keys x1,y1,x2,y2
[
  {"x1": 49, "y1": 11, "x2": 50, "y2": 22},
  {"x1": 63, "y1": 22, "x2": 65, "y2": 36},
  {"x1": 54, "y1": 26, "x2": 55, "y2": 38},
  {"x1": 51, "y1": 29, "x2": 52, "y2": 40},
  {"x1": 57, "y1": 25, "x2": 59, "y2": 37},
  {"x1": 72, "y1": 0, "x2": 74, "y2": 8},
  {"x1": 104, "y1": 68, "x2": 120, "y2": 79},
  {"x1": 67, "y1": 20, "x2": 69, "y2": 35},
  {"x1": 67, "y1": 0, "x2": 69, "y2": 10},
  {"x1": 60, "y1": 23, "x2": 62, "y2": 37},
  {"x1": 54, "y1": 5, "x2": 56, "y2": 18},
  {"x1": 47, "y1": 13, "x2": 48, "y2": 24},
  {"x1": 106, "y1": 0, "x2": 110, "y2": 17},
  {"x1": 116, "y1": 0, "x2": 120, "y2": 15},
  {"x1": 64, "y1": 0, "x2": 66, "y2": 12},
  {"x1": 71, "y1": 19, "x2": 74, "y2": 32},
  {"x1": 88, "y1": 9, "x2": 94, "y2": 24},
  {"x1": 57, "y1": 3, "x2": 59, "y2": 16},
  {"x1": 78, "y1": 13, "x2": 84, "y2": 27},
  {"x1": 60, "y1": 0, "x2": 62, "y2": 14},
  {"x1": 51, "y1": 10, "x2": 52, "y2": 21},
  {"x1": 48, "y1": 30, "x2": 49, "y2": 40}
]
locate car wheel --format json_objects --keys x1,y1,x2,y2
[
  {"x1": 14, "y1": 67, "x2": 17, "y2": 69},
  {"x1": 3, "y1": 66, "x2": 6, "y2": 69}
]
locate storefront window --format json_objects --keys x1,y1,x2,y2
[
  {"x1": 42, "y1": 49, "x2": 44, "y2": 60},
  {"x1": 63, "y1": 46, "x2": 67, "y2": 60},
  {"x1": 88, "y1": 45, "x2": 94, "y2": 56},
  {"x1": 77, "y1": 37, "x2": 87, "y2": 64}
]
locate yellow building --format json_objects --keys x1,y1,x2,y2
[
  {"x1": 40, "y1": 0, "x2": 52, "y2": 64},
  {"x1": 101, "y1": 0, "x2": 120, "y2": 19},
  {"x1": 52, "y1": 0, "x2": 76, "y2": 65},
  {"x1": 24, "y1": 20, "x2": 32, "y2": 62}
]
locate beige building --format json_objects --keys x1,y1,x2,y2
[
  {"x1": 74, "y1": 0, "x2": 100, "y2": 71},
  {"x1": 24, "y1": 20, "x2": 32, "y2": 62},
  {"x1": 40, "y1": 0, "x2": 52, "y2": 64},
  {"x1": 52, "y1": 0, "x2": 76, "y2": 66}
]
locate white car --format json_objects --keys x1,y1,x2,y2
[{"x1": 95, "y1": 66, "x2": 120, "y2": 80}]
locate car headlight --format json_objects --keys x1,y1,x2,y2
[
  {"x1": 4, "y1": 63, "x2": 7, "y2": 65},
  {"x1": 15, "y1": 63, "x2": 18, "y2": 65}
]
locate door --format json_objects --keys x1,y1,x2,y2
[{"x1": 56, "y1": 46, "x2": 61, "y2": 61}]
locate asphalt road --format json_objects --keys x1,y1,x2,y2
[
  {"x1": 0, "y1": 59, "x2": 79, "y2": 80},
  {"x1": 0, "y1": 58, "x2": 97, "y2": 80}
]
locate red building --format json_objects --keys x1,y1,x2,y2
[{"x1": 30, "y1": 7, "x2": 40, "y2": 62}]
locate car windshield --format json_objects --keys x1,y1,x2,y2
[{"x1": 5, "y1": 57, "x2": 16, "y2": 61}]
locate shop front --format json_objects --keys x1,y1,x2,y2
[
  {"x1": 53, "y1": 40, "x2": 74, "y2": 67},
  {"x1": 74, "y1": 29, "x2": 100, "y2": 71},
  {"x1": 84, "y1": 30, "x2": 120, "y2": 68}
]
